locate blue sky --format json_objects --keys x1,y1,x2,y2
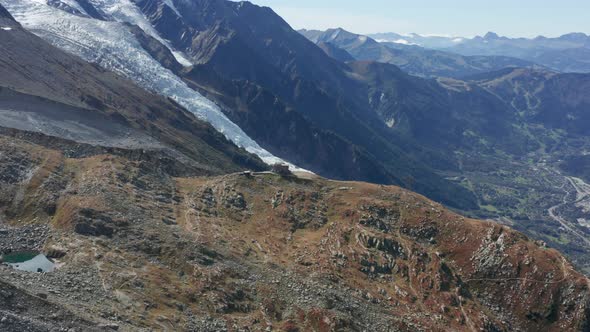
[{"x1": 243, "y1": 0, "x2": 590, "y2": 37}]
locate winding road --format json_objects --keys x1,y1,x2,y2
[{"x1": 547, "y1": 176, "x2": 590, "y2": 247}]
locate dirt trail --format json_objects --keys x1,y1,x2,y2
[{"x1": 464, "y1": 256, "x2": 572, "y2": 285}]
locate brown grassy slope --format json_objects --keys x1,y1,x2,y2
[{"x1": 0, "y1": 132, "x2": 588, "y2": 331}]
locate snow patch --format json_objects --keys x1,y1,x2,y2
[
  {"x1": 171, "y1": 50, "x2": 193, "y2": 67},
  {"x1": 393, "y1": 39, "x2": 416, "y2": 45},
  {"x1": 330, "y1": 29, "x2": 341, "y2": 40},
  {"x1": 162, "y1": 0, "x2": 182, "y2": 18},
  {"x1": 386, "y1": 118, "x2": 395, "y2": 128}
]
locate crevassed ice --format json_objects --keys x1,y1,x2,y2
[
  {"x1": 1, "y1": 0, "x2": 302, "y2": 169},
  {"x1": 84, "y1": 0, "x2": 193, "y2": 67},
  {"x1": 58, "y1": 0, "x2": 89, "y2": 15}
]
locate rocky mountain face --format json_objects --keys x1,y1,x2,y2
[
  {"x1": 0, "y1": 0, "x2": 475, "y2": 208},
  {"x1": 316, "y1": 41, "x2": 355, "y2": 63},
  {"x1": 334, "y1": 58, "x2": 590, "y2": 167},
  {"x1": 3, "y1": 0, "x2": 297, "y2": 167},
  {"x1": 0, "y1": 13, "x2": 265, "y2": 174},
  {"x1": 468, "y1": 68, "x2": 590, "y2": 135},
  {"x1": 0, "y1": 277, "x2": 102, "y2": 331},
  {"x1": 0, "y1": 2, "x2": 15, "y2": 25},
  {"x1": 125, "y1": 0, "x2": 478, "y2": 208},
  {"x1": 336, "y1": 62, "x2": 590, "y2": 274},
  {"x1": 347, "y1": 61, "x2": 538, "y2": 155},
  {"x1": 6, "y1": 1, "x2": 590, "y2": 235},
  {"x1": 300, "y1": 28, "x2": 540, "y2": 78},
  {"x1": 1, "y1": 130, "x2": 589, "y2": 331}
]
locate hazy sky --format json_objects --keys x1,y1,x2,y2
[{"x1": 242, "y1": 0, "x2": 590, "y2": 37}]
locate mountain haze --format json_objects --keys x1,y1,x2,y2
[
  {"x1": 370, "y1": 31, "x2": 590, "y2": 73},
  {"x1": 301, "y1": 28, "x2": 541, "y2": 78}
]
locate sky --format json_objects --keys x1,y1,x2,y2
[{"x1": 241, "y1": 0, "x2": 590, "y2": 38}]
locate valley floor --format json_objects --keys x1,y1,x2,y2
[{"x1": 452, "y1": 153, "x2": 590, "y2": 275}]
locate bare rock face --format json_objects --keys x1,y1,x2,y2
[
  {"x1": 0, "y1": 225, "x2": 49, "y2": 254},
  {"x1": 0, "y1": 279, "x2": 101, "y2": 332},
  {"x1": 0, "y1": 3, "x2": 17, "y2": 27},
  {"x1": 131, "y1": 0, "x2": 478, "y2": 210},
  {"x1": 0, "y1": 13, "x2": 267, "y2": 177},
  {"x1": 0, "y1": 133, "x2": 589, "y2": 331}
]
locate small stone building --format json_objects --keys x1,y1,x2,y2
[{"x1": 271, "y1": 163, "x2": 292, "y2": 176}]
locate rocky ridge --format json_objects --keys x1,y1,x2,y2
[{"x1": 0, "y1": 130, "x2": 588, "y2": 331}]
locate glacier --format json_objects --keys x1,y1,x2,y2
[
  {"x1": 1, "y1": 0, "x2": 300, "y2": 169},
  {"x1": 54, "y1": 0, "x2": 89, "y2": 15},
  {"x1": 81, "y1": 0, "x2": 193, "y2": 66}
]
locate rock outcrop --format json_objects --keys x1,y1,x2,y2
[{"x1": 0, "y1": 132, "x2": 588, "y2": 331}]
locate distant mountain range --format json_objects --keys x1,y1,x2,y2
[
  {"x1": 369, "y1": 31, "x2": 590, "y2": 73},
  {"x1": 369, "y1": 32, "x2": 467, "y2": 48},
  {"x1": 300, "y1": 28, "x2": 542, "y2": 78}
]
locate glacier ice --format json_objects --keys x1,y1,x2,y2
[
  {"x1": 82, "y1": 0, "x2": 193, "y2": 66},
  {"x1": 56, "y1": 0, "x2": 89, "y2": 16},
  {"x1": 1, "y1": 0, "x2": 302, "y2": 169}
]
